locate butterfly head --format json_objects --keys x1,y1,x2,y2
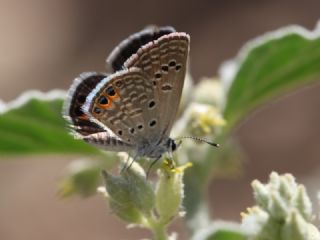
[{"x1": 133, "y1": 137, "x2": 176, "y2": 159}]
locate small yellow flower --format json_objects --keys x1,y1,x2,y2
[{"x1": 162, "y1": 158, "x2": 193, "y2": 174}]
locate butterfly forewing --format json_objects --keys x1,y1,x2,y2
[
  {"x1": 107, "y1": 26, "x2": 176, "y2": 72},
  {"x1": 124, "y1": 32, "x2": 190, "y2": 138}
]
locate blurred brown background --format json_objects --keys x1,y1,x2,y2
[{"x1": 1, "y1": 1, "x2": 320, "y2": 239}]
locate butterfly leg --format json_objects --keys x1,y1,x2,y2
[
  {"x1": 121, "y1": 153, "x2": 138, "y2": 173},
  {"x1": 146, "y1": 156, "x2": 162, "y2": 178}
]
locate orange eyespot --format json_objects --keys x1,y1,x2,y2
[
  {"x1": 105, "y1": 86, "x2": 119, "y2": 100},
  {"x1": 97, "y1": 95, "x2": 112, "y2": 109}
]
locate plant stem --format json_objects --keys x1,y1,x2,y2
[
  {"x1": 147, "y1": 217, "x2": 168, "y2": 240},
  {"x1": 151, "y1": 224, "x2": 167, "y2": 240}
]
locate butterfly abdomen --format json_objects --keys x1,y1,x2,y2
[{"x1": 82, "y1": 132, "x2": 133, "y2": 152}]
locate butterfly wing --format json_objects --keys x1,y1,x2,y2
[
  {"x1": 63, "y1": 72, "x2": 107, "y2": 136},
  {"x1": 83, "y1": 67, "x2": 162, "y2": 147},
  {"x1": 64, "y1": 72, "x2": 135, "y2": 152},
  {"x1": 124, "y1": 32, "x2": 190, "y2": 139},
  {"x1": 107, "y1": 26, "x2": 176, "y2": 72},
  {"x1": 65, "y1": 27, "x2": 189, "y2": 158}
]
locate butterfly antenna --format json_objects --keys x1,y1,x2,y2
[{"x1": 175, "y1": 136, "x2": 219, "y2": 147}]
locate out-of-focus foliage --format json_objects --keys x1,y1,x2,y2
[
  {"x1": 222, "y1": 24, "x2": 320, "y2": 131},
  {"x1": 2, "y1": 22, "x2": 320, "y2": 240},
  {"x1": 0, "y1": 90, "x2": 99, "y2": 155},
  {"x1": 241, "y1": 172, "x2": 319, "y2": 240}
]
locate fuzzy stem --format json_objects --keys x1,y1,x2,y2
[
  {"x1": 147, "y1": 217, "x2": 168, "y2": 240},
  {"x1": 151, "y1": 224, "x2": 167, "y2": 240}
]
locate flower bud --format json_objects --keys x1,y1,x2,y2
[
  {"x1": 155, "y1": 167, "x2": 184, "y2": 224},
  {"x1": 295, "y1": 185, "x2": 313, "y2": 221},
  {"x1": 242, "y1": 172, "x2": 320, "y2": 240},
  {"x1": 241, "y1": 207, "x2": 269, "y2": 235},
  {"x1": 58, "y1": 159, "x2": 101, "y2": 197},
  {"x1": 101, "y1": 170, "x2": 146, "y2": 224},
  {"x1": 281, "y1": 210, "x2": 309, "y2": 240},
  {"x1": 193, "y1": 77, "x2": 224, "y2": 108},
  {"x1": 121, "y1": 161, "x2": 155, "y2": 216},
  {"x1": 278, "y1": 176, "x2": 295, "y2": 202},
  {"x1": 252, "y1": 180, "x2": 269, "y2": 210},
  {"x1": 269, "y1": 192, "x2": 288, "y2": 220},
  {"x1": 109, "y1": 198, "x2": 145, "y2": 224},
  {"x1": 174, "y1": 103, "x2": 225, "y2": 137},
  {"x1": 102, "y1": 170, "x2": 131, "y2": 205}
]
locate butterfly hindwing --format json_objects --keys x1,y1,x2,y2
[
  {"x1": 83, "y1": 67, "x2": 162, "y2": 146},
  {"x1": 64, "y1": 72, "x2": 135, "y2": 152},
  {"x1": 64, "y1": 72, "x2": 107, "y2": 136}
]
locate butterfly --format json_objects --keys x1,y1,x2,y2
[{"x1": 64, "y1": 26, "x2": 190, "y2": 161}]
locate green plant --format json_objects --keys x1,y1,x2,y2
[{"x1": 2, "y1": 22, "x2": 320, "y2": 239}]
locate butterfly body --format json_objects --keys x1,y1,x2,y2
[{"x1": 64, "y1": 26, "x2": 190, "y2": 160}]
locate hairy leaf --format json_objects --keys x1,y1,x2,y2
[
  {"x1": 0, "y1": 90, "x2": 99, "y2": 155},
  {"x1": 192, "y1": 222, "x2": 248, "y2": 240},
  {"x1": 222, "y1": 24, "x2": 320, "y2": 130}
]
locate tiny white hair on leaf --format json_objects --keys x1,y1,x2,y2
[
  {"x1": 219, "y1": 22, "x2": 320, "y2": 94},
  {"x1": 0, "y1": 89, "x2": 66, "y2": 114},
  {"x1": 191, "y1": 221, "x2": 249, "y2": 240}
]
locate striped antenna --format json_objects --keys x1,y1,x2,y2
[{"x1": 175, "y1": 136, "x2": 219, "y2": 147}]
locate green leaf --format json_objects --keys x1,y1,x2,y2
[
  {"x1": 222, "y1": 24, "x2": 320, "y2": 130},
  {"x1": 192, "y1": 222, "x2": 248, "y2": 240},
  {"x1": 0, "y1": 90, "x2": 99, "y2": 155},
  {"x1": 204, "y1": 230, "x2": 247, "y2": 240}
]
